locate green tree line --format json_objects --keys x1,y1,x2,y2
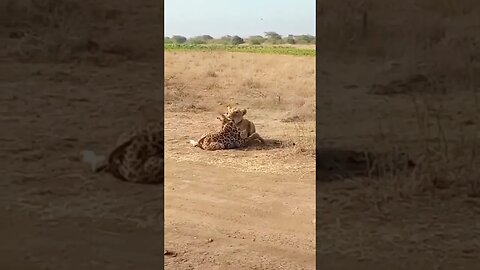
[{"x1": 164, "y1": 32, "x2": 316, "y2": 46}]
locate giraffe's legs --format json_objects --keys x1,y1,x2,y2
[{"x1": 247, "y1": 132, "x2": 265, "y2": 144}]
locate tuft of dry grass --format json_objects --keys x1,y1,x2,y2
[
  {"x1": 242, "y1": 78, "x2": 262, "y2": 89},
  {"x1": 206, "y1": 70, "x2": 217, "y2": 77}
]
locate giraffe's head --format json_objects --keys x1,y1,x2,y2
[{"x1": 221, "y1": 116, "x2": 237, "y2": 131}]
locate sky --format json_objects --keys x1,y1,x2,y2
[{"x1": 165, "y1": 0, "x2": 315, "y2": 38}]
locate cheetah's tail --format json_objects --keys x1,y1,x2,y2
[
  {"x1": 94, "y1": 164, "x2": 108, "y2": 172},
  {"x1": 189, "y1": 139, "x2": 199, "y2": 147},
  {"x1": 80, "y1": 150, "x2": 107, "y2": 173}
]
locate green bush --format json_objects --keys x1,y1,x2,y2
[
  {"x1": 171, "y1": 35, "x2": 187, "y2": 44},
  {"x1": 231, "y1": 36, "x2": 244, "y2": 45},
  {"x1": 164, "y1": 43, "x2": 315, "y2": 57},
  {"x1": 247, "y1": 35, "x2": 266, "y2": 45}
]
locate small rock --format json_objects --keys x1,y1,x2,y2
[
  {"x1": 164, "y1": 250, "x2": 177, "y2": 257},
  {"x1": 207, "y1": 238, "x2": 213, "y2": 243}
]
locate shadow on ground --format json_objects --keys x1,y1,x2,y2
[
  {"x1": 317, "y1": 147, "x2": 416, "y2": 181},
  {"x1": 240, "y1": 138, "x2": 295, "y2": 151}
]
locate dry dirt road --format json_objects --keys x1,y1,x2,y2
[
  {"x1": 164, "y1": 111, "x2": 316, "y2": 270},
  {"x1": 163, "y1": 49, "x2": 317, "y2": 269}
]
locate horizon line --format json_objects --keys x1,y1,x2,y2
[{"x1": 164, "y1": 33, "x2": 316, "y2": 39}]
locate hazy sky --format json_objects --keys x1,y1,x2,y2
[{"x1": 165, "y1": 0, "x2": 315, "y2": 38}]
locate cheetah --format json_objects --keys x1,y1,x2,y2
[
  {"x1": 190, "y1": 115, "x2": 263, "y2": 150},
  {"x1": 218, "y1": 106, "x2": 265, "y2": 144},
  {"x1": 96, "y1": 122, "x2": 163, "y2": 184}
]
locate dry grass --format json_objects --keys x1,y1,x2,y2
[
  {"x1": 318, "y1": 0, "x2": 480, "y2": 197},
  {"x1": 164, "y1": 51, "x2": 316, "y2": 174},
  {"x1": 0, "y1": 0, "x2": 159, "y2": 63},
  {"x1": 165, "y1": 51, "x2": 315, "y2": 120},
  {"x1": 317, "y1": 0, "x2": 480, "y2": 264}
]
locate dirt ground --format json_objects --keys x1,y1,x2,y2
[
  {"x1": 316, "y1": 0, "x2": 480, "y2": 268},
  {"x1": 0, "y1": 60, "x2": 164, "y2": 269},
  {"x1": 164, "y1": 51, "x2": 316, "y2": 269},
  {"x1": 1, "y1": 1, "x2": 165, "y2": 269},
  {"x1": 317, "y1": 55, "x2": 480, "y2": 269}
]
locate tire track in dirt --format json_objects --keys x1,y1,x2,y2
[{"x1": 165, "y1": 159, "x2": 316, "y2": 269}]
